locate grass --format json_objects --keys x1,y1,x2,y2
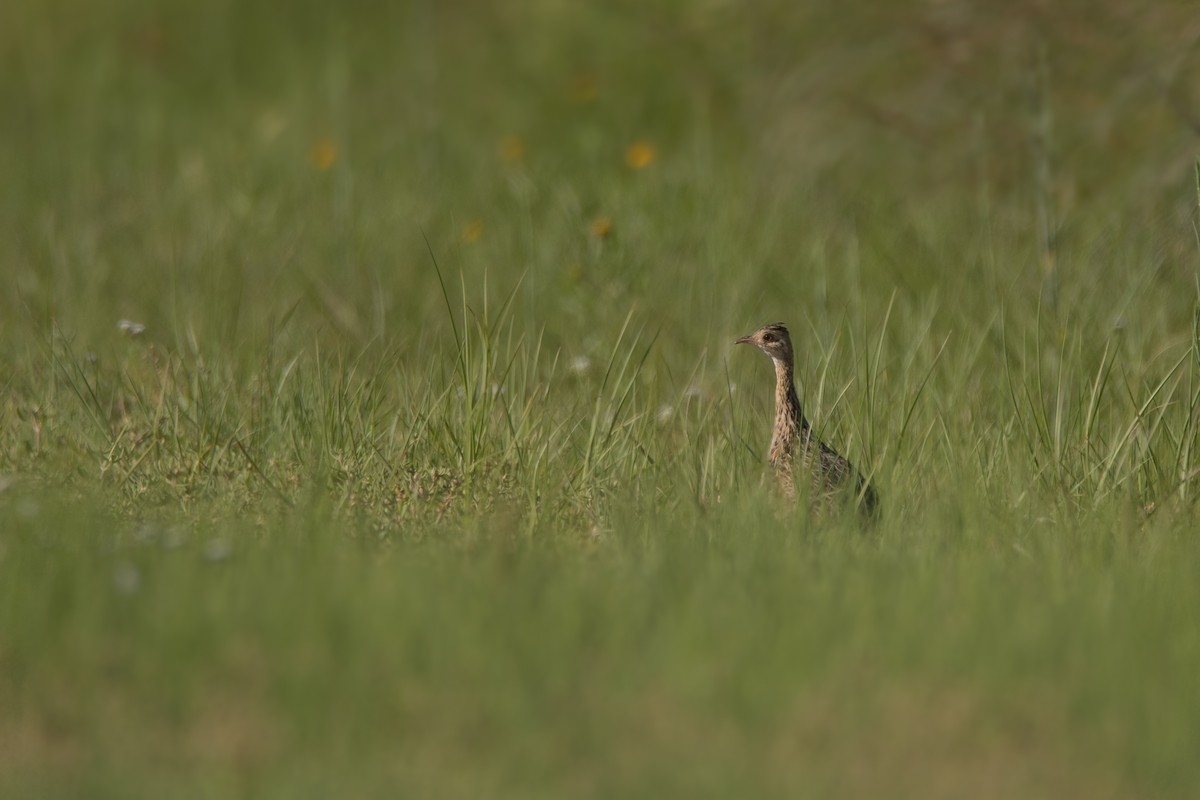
[{"x1": 3, "y1": 0, "x2": 1200, "y2": 796}]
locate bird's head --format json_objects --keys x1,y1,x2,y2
[{"x1": 735, "y1": 323, "x2": 794, "y2": 364}]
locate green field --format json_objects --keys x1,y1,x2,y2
[{"x1": 4, "y1": 1, "x2": 1200, "y2": 796}]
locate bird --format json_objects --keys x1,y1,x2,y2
[{"x1": 735, "y1": 322, "x2": 879, "y2": 517}]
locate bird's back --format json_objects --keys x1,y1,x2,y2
[{"x1": 779, "y1": 426, "x2": 878, "y2": 518}]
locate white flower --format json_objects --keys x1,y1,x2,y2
[
  {"x1": 112, "y1": 562, "x2": 141, "y2": 596},
  {"x1": 162, "y1": 527, "x2": 188, "y2": 550},
  {"x1": 132, "y1": 523, "x2": 159, "y2": 543},
  {"x1": 657, "y1": 404, "x2": 674, "y2": 424},
  {"x1": 16, "y1": 497, "x2": 39, "y2": 518},
  {"x1": 570, "y1": 356, "x2": 592, "y2": 374},
  {"x1": 117, "y1": 319, "x2": 146, "y2": 336},
  {"x1": 203, "y1": 539, "x2": 232, "y2": 562}
]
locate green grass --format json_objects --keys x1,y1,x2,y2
[{"x1": 4, "y1": 0, "x2": 1200, "y2": 796}]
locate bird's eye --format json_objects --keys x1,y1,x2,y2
[{"x1": 762, "y1": 333, "x2": 776, "y2": 343}]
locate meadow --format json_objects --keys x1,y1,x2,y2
[{"x1": 3, "y1": 1, "x2": 1200, "y2": 796}]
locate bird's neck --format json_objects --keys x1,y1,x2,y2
[{"x1": 770, "y1": 357, "x2": 807, "y2": 460}]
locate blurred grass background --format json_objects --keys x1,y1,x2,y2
[{"x1": 3, "y1": 0, "x2": 1200, "y2": 797}]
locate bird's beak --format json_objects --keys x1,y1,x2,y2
[{"x1": 734, "y1": 334, "x2": 753, "y2": 345}]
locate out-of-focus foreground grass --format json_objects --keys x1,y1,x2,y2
[{"x1": 3, "y1": 0, "x2": 1200, "y2": 797}]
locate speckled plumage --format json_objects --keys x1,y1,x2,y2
[{"x1": 737, "y1": 323, "x2": 879, "y2": 517}]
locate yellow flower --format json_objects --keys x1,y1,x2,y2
[
  {"x1": 462, "y1": 220, "x2": 484, "y2": 243},
  {"x1": 590, "y1": 216, "x2": 613, "y2": 239},
  {"x1": 310, "y1": 137, "x2": 337, "y2": 170},
  {"x1": 570, "y1": 73, "x2": 597, "y2": 104},
  {"x1": 499, "y1": 135, "x2": 524, "y2": 163},
  {"x1": 625, "y1": 140, "x2": 655, "y2": 169}
]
